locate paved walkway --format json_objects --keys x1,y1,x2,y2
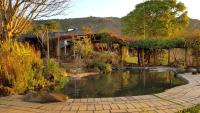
[{"x1": 0, "y1": 73, "x2": 200, "y2": 113}]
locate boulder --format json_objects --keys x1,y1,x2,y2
[
  {"x1": 175, "y1": 73, "x2": 183, "y2": 78},
  {"x1": 186, "y1": 68, "x2": 197, "y2": 74},
  {"x1": 197, "y1": 67, "x2": 200, "y2": 73},
  {"x1": 24, "y1": 91, "x2": 67, "y2": 103},
  {"x1": 0, "y1": 86, "x2": 16, "y2": 96}
]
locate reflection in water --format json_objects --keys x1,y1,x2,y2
[{"x1": 64, "y1": 69, "x2": 186, "y2": 98}]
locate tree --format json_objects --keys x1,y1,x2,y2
[
  {"x1": 32, "y1": 20, "x2": 61, "y2": 37},
  {"x1": 0, "y1": 0, "x2": 70, "y2": 40},
  {"x1": 122, "y1": 0, "x2": 189, "y2": 38},
  {"x1": 122, "y1": 0, "x2": 189, "y2": 66},
  {"x1": 32, "y1": 20, "x2": 61, "y2": 59},
  {"x1": 82, "y1": 26, "x2": 93, "y2": 35},
  {"x1": 43, "y1": 20, "x2": 61, "y2": 32}
]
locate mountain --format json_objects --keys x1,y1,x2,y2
[
  {"x1": 36, "y1": 17, "x2": 200, "y2": 36},
  {"x1": 188, "y1": 19, "x2": 200, "y2": 32},
  {"x1": 36, "y1": 17, "x2": 121, "y2": 35}
]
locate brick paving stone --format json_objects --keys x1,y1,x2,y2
[
  {"x1": 87, "y1": 105, "x2": 95, "y2": 110},
  {"x1": 114, "y1": 97, "x2": 122, "y2": 102},
  {"x1": 107, "y1": 98, "x2": 114, "y2": 102},
  {"x1": 44, "y1": 110, "x2": 61, "y2": 113},
  {"x1": 101, "y1": 98, "x2": 108, "y2": 102},
  {"x1": 100, "y1": 102, "x2": 111, "y2": 104},
  {"x1": 63, "y1": 106, "x2": 71, "y2": 111},
  {"x1": 119, "y1": 97, "x2": 128, "y2": 101},
  {"x1": 54, "y1": 105, "x2": 64, "y2": 111},
  {"x1": 155, "y1": 110, "x2": 166, "y2": 113},
  {"x1": 40, "y1": 105, "x2": 54, "y2": 110},
  {"x1": 126, "y1": 96, "x2": 136, "y2": 101},
  {"x1": 77, "y1": 111, "x2": 93, "y2": 113},
  {"x1": 110, "y1": 109, "x2": 127, "y2": 113},
  {"x1": 145, "y1": 102, "x2": 156, "y2": 107},
  {"x1": 70, "y1": 103, "x2": 82, "y2": 106},
  {"x1": 27, "y1": 109, "x2": 45, "y2": 113},
  {"x1": 103, "y1": 104, "x2": 111, "y2": 110},
  {"x1": 144, "y1": 111, "x2": 157, "y2": 113},
  {"x1": 94, "y1": 110, "x2": 110, "y2": 113},
  {"x1": 110, "y1": 104, "x2": 119, "y2": 110},
  {"x1": 67, "y1": 99, "x2": 74, "y2": 103},
  {"x1": 170, "y1": 109, "x2": 179, "y2": 112},
  {"x1": 70, "y1": 106, "x2": 80, "y2": 111},
  {"x1": 151, "y1": 101, "x2": 163, "y2": 106},
  {"x1": 95, "y1": 105, "x2": 103, "y2": 110},
  {"x1": 78, "y1": 105, "x2": 87, "y2": 111},
  {"x1": 127, "y1": 108, "x2": 142, "y2": 112},
  {"x1": 117, "y1": 104, "x2": 127, "y2": 109},
  {"x1": 156, "y1": 106, "x2": 170, "y2": 110},
  {"x1": 163, "y1": 109, "x2": 174, "y2": 113},
  {"x1": 94, "y1": 98, "x2": 101, "y2": 102},
  {"x1": 74, "y1": 99, "x2": 81, "y2": 103},
  {"x1": 140, "y1": 103, "x2": 149, "y2": 108},
  {"x1": 131, "y1": 103, "x2": 143, "y2": 108},
  {"x1": 125, "y1": 103, "x2": 135, "y2": 109},
  {"x1": 80, "y1": 99, "x2": 87, "y2": 103},
  {"x1": 0, "y1": 108, "x2": 8, "y2": 113},
  {"x1": 142, "y1": 107, "x2": 157, "y2": 111},
  {"x1": 87, "y1": 98, "x2": 94, "y2": 103},
  {"x1": 61, "y1": 111, "x2": 77, "y2": 113}
]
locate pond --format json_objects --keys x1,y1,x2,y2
[{"x1": 64, "y1": 69, "x2": 186, "y2": 98}]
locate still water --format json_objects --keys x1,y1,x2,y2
[{"x1": 64, "y1": 69, "x2": 186, "y2": 98}]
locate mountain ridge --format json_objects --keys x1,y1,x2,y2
[{"x1": 36, "y1": 17, "x2": 200, "y2": 36}]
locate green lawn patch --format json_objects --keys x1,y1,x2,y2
[{"x1": 178, "y1": 105, "x2": 200, "y2": 113}]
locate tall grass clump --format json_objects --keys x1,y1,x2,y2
[{"x1": 0, "y1": 40, "x2": 47, "y2": 94}]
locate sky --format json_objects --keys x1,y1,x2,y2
[{"x1": 55, "y1": 0, "x2": 200, "y2": 20}]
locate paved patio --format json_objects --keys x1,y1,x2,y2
[{"x1": 0, "y1": 73, "x2": 200, "y2": 113}]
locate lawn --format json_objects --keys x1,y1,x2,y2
[{"x1": 178, "y1": 105, "x2": 200, "y2": 113}]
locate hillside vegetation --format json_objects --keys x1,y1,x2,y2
[{"x1": 36, "y1": 17, "x2": 200, "y2": 36}]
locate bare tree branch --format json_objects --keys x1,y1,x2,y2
[{"x1": 0, "y1": 0, "x2": 70, "y2": 39}]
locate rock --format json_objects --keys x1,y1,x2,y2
[
  {"x1": 197, "y1": 67, "x2": 200, "y2": 73},
  {"x1": 48, "y1": 93, "x2": 67, "y2": 102},
  {"x1": 24, "y1": 91, "x2": 67, "y2": 103},
  {"x1": 186, "y1": 67, "x2": 197, "y2": 74},
  {"x1": 0, "y1": 86, "x2": 16, "y2": 96},
  {"x1": 175, "y1": 73, "x2": 183, "y2": 78},
  {"x1": 192, "y1": 70, "x2": 198, "y2": 75}
]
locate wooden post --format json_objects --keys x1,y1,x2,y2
[
  {"x1": 64, "y1": 40, "x2": 67, "y2": 55},
  {"x1": 57, "y1": 34, "x2": 61, "y2": 66},
  {"x1": 184, "y1": 48, "x2": 188, "y2": 67},
  {"x1": 73, "y1": 35, "x2": 75, "y2": 59},
  {"x1": 119, "y1": 46, "x2": 123, "y2": 66},
  {"x1": 153, "y1": 49, "x2": 156, "y2": 65},
  {"x1": 142, "y1": 48, "x2": 145, "y2": 66},
  {"x1": 137, "y1": 48, "x2": 140, "y2": 66},
  {"x1": 64, "y1": 46, "x2": 66, "y2": 55},
  {"x1": 47, "y1": 29, "x2": 50, "y2": 59},
  {"x1": 168, "y1": 49, "x2": 170, "y2": 66}
]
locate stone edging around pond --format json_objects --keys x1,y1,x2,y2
[
  {"x1": 69, "y1": 66, "x2": 177, "y2": 79},
  {"x1": 0, "y1": 73, "x2": 200, "y2": 113},
  {"x1": 68, "y1": 72, "x2": 99, "y2": 79}
]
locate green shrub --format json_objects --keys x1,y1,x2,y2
[
  {"x1": 53, "y1": 76, "x2": 69, "y2": 93},
  {"x1": 0, "y1": 40, "x2": 47, "y2": 94},
  {"x1": 74, "y1": 38, "x2": 93, "y2": 58},
  {"x1": 88, "y1": 61, "x2": 112, "y2": 74},
  {"x1": 90, "y1": 51, "x2": 119, "y2": 65},
  {"x1": 44, "y1": 59, "x2": 62, "y2": 80},
  {"x1": 43, "y1": 58, "x2": 69, "y2": 93}
]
